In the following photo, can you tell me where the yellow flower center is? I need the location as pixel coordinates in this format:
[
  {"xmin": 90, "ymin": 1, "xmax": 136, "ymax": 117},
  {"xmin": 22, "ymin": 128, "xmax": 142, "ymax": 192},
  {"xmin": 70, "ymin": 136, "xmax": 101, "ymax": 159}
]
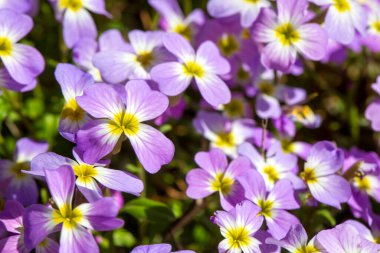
[
  {"xmin": 244, "ymin": 0, "xmax": 260, "ymax": 3},
  {"xmin": 136, "ymin": 52, "xmax": 154, "ymax": 68},
  {"xmin": 354, "ymin": 176, "xmax": 371, "ymax": 192},
  {"xmin": 371, "ymin": 21, "xmax": 380, "ymax": 33},
  {"xmin": 215, "ymin": 132, "xmax": 235, "ymax": 148},
  {"xmin": 183, "ymin": 61, "xmax": 204, "ymax": 78},
  {"xmin": 223, "ymin": 99, "xmax": 244, "ymax": 118},
  {"xmin": 275, "ymin": 23, "xmax": 300, "ymax": 46},
  {"xmin": 257, "ymin": 199, "xmax": 274, "ymax": 217},
  {"xmin": 333, "ymin": 0, "xmax": 351, "ymax": 12},
  {"xmin": 226, "ymin": 226, "xmax": 252, "ymax": 250},
  {"xmin": 52, "ymin": 204, "xmax": 83, "ymax": 229},
  {"xmin": 262, "ymin": 165, "xmax": 280, "ymax": 184},
  {"xmin": 72, "ymin": 163, "xmax": 98, "ymax": 184},
  {"xmin": 258, "ymin": 81, "xmax": 274, "ymax": 95},
  {"xmin": 59, "ymin": 0, "xmax": 83, "ymax": 11},
  {"xmin": 61, "ymin": 99, "xmax": 86, "ymax": 122},
  {"xmin": 109, "ymin": 112, "xmax": 140, "ymax": 137},
  {"xmin": 210, "ymin": 173, "xmax": 234, "ymax": 194},
  {"xmin": 300, "ymin": 167, "xmax": 318, "ymax": 184},
  {"xmin": 295, "ymin": 245, "xmax": 320, "ymax": 253},
  {"xmin": 10, "ymin": 162, "xmax": 29, "ymax": 179},
  {"xmin": 0, "ymin": 37, "xmax": 13, "ymax": 57},
  {"xmin": 236, "ymin": 66, "xmax": 250, "ymax": 81},
  {"xmin": 173, "ymin": 24, "xmax": 192, "ymax": 40},
  {"xmin": 218, "ymin": 34, "xmax": 240, "ymax": 57},
  {"xmin": 291, "ymin": 105, "xmax": 314, "ymax": 121}
]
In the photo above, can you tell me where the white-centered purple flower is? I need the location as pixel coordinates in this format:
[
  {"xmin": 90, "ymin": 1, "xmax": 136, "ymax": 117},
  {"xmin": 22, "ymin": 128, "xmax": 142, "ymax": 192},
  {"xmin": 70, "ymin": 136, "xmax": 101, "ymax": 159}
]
[
  {"xmin": 207, "ymin": 0, "xmax": 271, "ymax": 28},
  {"xmin": 309, "ymin": 0, "xmax": 367, "ymax": 45},
  {"xmin": 252, "ymin": 0, "xmax": 327, "ymax": 72},
  {"xmin": 151, "ymin": 33, "xmax": 231, "ymax": 107},
  {"xmin": 76, "ymin": 80, "xmax": 174, "ymax": 173},
  {"xmin": 0, "ymin": 9, "xmax": 44, "ymax": 85},
  {"xmin": 186, "ymin": 148, "xmax": 249, "ymax": 210},
  {"xmin": 239, "ymin": 169, "xmax": 300, "ymax": 239},
  {"xmin": 211, "ymin": 200, "xmax": 264, "ymax": 253},
  {"xmin": 23, "ymin": 165, "xmax": 124, "ymax": 253},
  {"xmin": 301, "ymin": 141, "xmax": 351, "ymax": 209},
  {"xmin": 55, "ymin": 63, "xmax": 93, "ymax": 142},
  {"xmin": 28, "ymin": 148, "xmax": 143, "ymax": 202},
  {"xmin": 0, "ymin": 138, "xmax": 48, "ymax": 206}
]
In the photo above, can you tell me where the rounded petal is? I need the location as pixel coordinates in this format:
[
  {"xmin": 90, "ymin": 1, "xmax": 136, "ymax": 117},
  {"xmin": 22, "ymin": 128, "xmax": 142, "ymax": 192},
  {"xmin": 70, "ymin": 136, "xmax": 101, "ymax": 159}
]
[
  {"xmin": 195, "ymin": 74, "xmax": 231, "ymax": 106},
  {"xmin": 196, "ymin": 41, "xmax": 230, "ymax": 75},
  {"xmin": 129, "ymin": 124, "xmax": 174, "ymax": 173},
  {"xmin": 59, "ymin": 225, "xmax": 99, "ymax": 253},
  {"xmin": 295, "ymin": 24, "xmax": 328, "ymax": 61},
  {"xmin": 6, "ymin": 177, "xmax": 38, "ymax": 206},
  {"xmin": 186, "ymin": 168, "xmax": 214, "ymax": 199},
  {"xmin": 255, "ymin": 94, "xmax": 281, "ymax": 119},
  {"xmin": 194, "ymin": 148, "xmax": 228, "ymax": 175},
  {"xmin": 268, "ymin": 179, "xmax": 300, "ymax": 210},
  {"xmin": 162, "ymin": 33, "xmax": 195, "ymax": 62},
  {"xmin": 0, "ymin": 9, "xmax": 33, "ymax": 42},
  {"xmin": 15, "ymin": 137, "xmax": 48, "ymax": 163},
  {"xmin": 324, "ymin": 8, "xmax": 354, "ymax": 45},
  {"xmin": 261, "ymin": 42, "xmax": 297, "ymax": 72},
  {"xmin": 125, "ymin": 80, "xmax": 169, "ymax": 121},
  {"xmin": 63, "ymin": 9, "xmax": 97, "ymax": 48}
]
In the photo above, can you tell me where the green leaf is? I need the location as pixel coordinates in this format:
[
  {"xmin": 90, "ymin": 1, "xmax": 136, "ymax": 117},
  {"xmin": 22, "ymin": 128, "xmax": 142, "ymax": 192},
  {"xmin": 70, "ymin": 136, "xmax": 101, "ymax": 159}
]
[
  {"xmin": 124, "ymin": 198, "xmax": 175, "ymax": 224},
  {"xmin": 113, "ymin": 229, "xmax": 136, "ymax": 248},
  {"xmin": 315, "ymin": 209, "xmax": 336, "ymax": 226}
]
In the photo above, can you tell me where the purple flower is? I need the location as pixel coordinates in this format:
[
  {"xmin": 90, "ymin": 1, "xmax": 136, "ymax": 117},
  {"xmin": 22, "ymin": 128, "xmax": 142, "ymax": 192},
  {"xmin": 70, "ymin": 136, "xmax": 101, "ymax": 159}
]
[
  {"xmin": 0, "ymin": 200, "xmax": 59, "ymax": 253},
  {"xmin": 239, "ymin": 169, "xmax": 300, "ymax": 239},
  {"xmin": 23, "ymin": 165, "xmax": 124, "ymax": 252},
  {"xmin": 131, "ymin": 243, "xmax": 194, "ymax": 253},
  {"xmin": 345, "ymin": 219, "xmax": 380, "ymax": 244},
  {"xmin": 361, "ymin": 5, "xmax": 380, "ymax": 52},
  {"xmin": 252, "ymin": 0, "xmax": 327, "ymax": 72},
  {"xmin": 0, "ymin": 68, "xmax": 36, "ymax": 93},
  {"xmin": 310, "ymin": 0, "xmax": 366, "ymax": 45},
  {"xmin": 238, "ymin": 142, "xmax": 304, "ymax": 190},
  {"xmin": 72, "ymin": 29, "xmax": 130, "ymax": 81},
  {"xmin": 288, "ymin": 105, "xmax": 322, "ymax": 129},
  {"xmin": 365, "ymin": 76, "xmax": 380, "ymax": 131},
  {"xmin": 55, "ymin": 63, "xmax": 93, "ymax": 142},
  {"xmin": 0, "ymin": 0, "xmax": 32, "ymax": 14},
  {"xmin": 0, "ymin": 9, "xmax": 44, "ymax": 85},
  {"xmin": 76, "ymin": 80, "xmax": 174, "ymax": 173},
  {"xmin": 316, "ymin": 223, "xmax": 380, "ymax": 252},
  {"xmin": 151, "ymin": 33, "xmax": 231, "ymax": 107},
  {"xmin": 93, "ymin": 30, "xmax": 169, "ymax": 83},
  {"xmin": 186, "ymin": 148, "xmax": 249, "ymax": 210},
  {"xmin": 149, "ymin": 0, "xmax": 204, "ymax": 40},
  {"xmin": 301, "ymin": 141, "xmax": 351, "ymax": 209},
  {"xmin": 53, "ymin": 0, "xmax": 110, "ymax": 48},
  {"xmin": 266, "ymin": 224, "xmax": 319, "ymax": 252},
  {"xmin": 207, "ymin": 0, "xmax": 270, "ymax": 28},
  {"xmin": 0, "ymin": 138, "xmax": 48, "ymax": 206},
  {"xmin": 211, "ymin": 200, "xmax": 264, "ymax": 253},
  {"xmin": 193, "ymin": 111, "xmax": 257, "ymax": 157},
  {"xmin": 28, "ymin": 149, "xmax": 143, "ymax": 202}
]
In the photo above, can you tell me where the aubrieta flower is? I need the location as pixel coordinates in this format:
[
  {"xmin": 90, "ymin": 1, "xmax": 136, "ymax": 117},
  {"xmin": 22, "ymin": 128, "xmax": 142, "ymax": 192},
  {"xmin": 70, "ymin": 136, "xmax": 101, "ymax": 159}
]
[
  {"xmin": 151, "ymin": 33, "xmax": 231, "ymax": 107},
  {"xmin": 93, "ymin": 30, "xmax": 168, "ymax": 83},
  {"xmin": 300, "ymin": 141, "xmax": 351, "ymax": 209},
  {"xmin": 239, "ymin": 169, "xmax": 300, "ymax": 239},
  {"xmin": 131, "ymin": 243, "xmax": 194, "ymax": 253},
  {"xmin": 0, "ymin": 138, "xmax": 48, "ymax": 206},
  {"xmin": 0, "ymin": 9, "xmax": 44, "ymax": 85},
  {"xmin": 211, "ymin": 200, "xmax": 264, "ymax": 253},
  {"xmin": 149, "ymin": 0, "xmax": 205, "ymax": 40},
  {"xmin": 0, "ymin": 200, "xmax": 59, "ymax": 253},
  {"xmin": 207, "ymin": 0, "xmax": 271, "ymax": 28},
  {"xmin": 55, "ymin": 63, "xmax": 93, "ymax": 142},
  {"xmin": 266, "ymin": 224, "xmax": 319, "ymax": 253},
  {"xmin": 29, "ymin": 149, "xmax": 144, "ymax": 202},
  {"xmin": 252, "ymin": 0, "xmax": 327, "ymax": 72},
  {"xmin": 23, "ymin": 165, "xmax": 124, "ymax": 253},
  {"xmin": 361, "ymin": 3, "xmax": 380, "ymax": 52},
  {"xmin": 365, "ymin": 76, "xmax": 380, "ymax": 131},
  {"xmin": 186, "ymin": 148, "xmax": 249, "ymax": 210},
  {"xmin": 54, "ymin": 0, "xmax": 110, "ymax": 48},
  {"xmin": 238, "ymin": 142, "xmax": 304, "ymax": 190},
  {"xmin": 76, "ymin": 80, "xmax": 174, "ymax": 173},
  {"xmin": 193, "ymin": 111, "xmax": 257, "ymax": 157},
  {"xmin": 316, "ymin": 223, "xmax": 380, "ymax": 253},
  {"xmin": 309, "ymin": 0, "xmax": 366, "ymax": 45}
]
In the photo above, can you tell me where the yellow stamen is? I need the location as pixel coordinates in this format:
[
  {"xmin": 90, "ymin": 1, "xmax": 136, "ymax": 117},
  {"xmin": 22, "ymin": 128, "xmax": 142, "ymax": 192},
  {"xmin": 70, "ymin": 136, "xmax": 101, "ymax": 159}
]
[
  {"xmin": 257, "ymin": 199, "xmax": 274, "ymax": 217},
  {"xmin": 300, "ymin": 167, "xmax": 318, "ymax": 184},
  {"xmin": 108, "ymin": 112, "xmax": 140, "ymax": 137},
  {"xmin": 210, "ymin": 173, "xmax": 234, "ymax": 194},
  {"xmin": 295, "ymin": 244, "xmax": 320, "ymax": 253},
  {"xmin": 333, "ymin": 0, "xmax": 351, "ymax": 12},
  {"xmin": 371, "ymin": 21, "xmax": 380, "ymax": 33},
  {"xmin": 136, "ymin": 51, "xmax": 154, "ymax": 68},
  {"xmin": 258, "ymin": 81, "xmax": 274, "ymax": 95},
  {"xmin": 0, "ymin": 37, "xmax": 12, "ymax": 57},
  {"xmin": 275, "ymin": 23, "xmax": 300, "ymax": 46},
  {"xmin": 215, "ymin": 132, "xmax": 235, "ymax": 149},
  {"xmin": 262, "ymin": 165, "xmax": 280, "ymax": 184},
  {"xmin": 223, "ymin": 99, "xmax": 244, "ymax": 118},
  {"xmin": 226, "ymin": 226, "xmax": 252, "ymax": 250},
  {"xmin": 10, "ymin": 162, "xmax": 29, "ymax": 179},
  {"xmin": 218, "ymin": 34, "xmax": 240, "ymax": 57},
  {"xmin": 173, "ymin": 24, "xmax": 192, "ymax": 40},
  {"xmin": 183, "ymin": 61, "xmax": 204, "ymax": 78},
  {"xmin": 59, "ymin": 0, "xmax": 83, "ymax": 12},
  {"xmin": 354, "ymin": 176, "xmax": 371, "ymax": 192},
  {"xmin": 72, "ymin": 163, "xmax": 98, "ymax": 184},
  {"xmin": 52, "ymin": 204, "xmax": 83, "ymax": 229},
  {"xmin": 61, "ymin": 99, "xmax": 86, "ymax": 122}
]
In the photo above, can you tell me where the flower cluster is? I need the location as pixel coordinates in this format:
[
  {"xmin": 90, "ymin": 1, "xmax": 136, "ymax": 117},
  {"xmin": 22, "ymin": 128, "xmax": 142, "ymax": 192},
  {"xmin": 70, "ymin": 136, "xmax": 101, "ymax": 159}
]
[{"xmin": 1, "ymin": 0, "xmax": 380, "ymax": 252}]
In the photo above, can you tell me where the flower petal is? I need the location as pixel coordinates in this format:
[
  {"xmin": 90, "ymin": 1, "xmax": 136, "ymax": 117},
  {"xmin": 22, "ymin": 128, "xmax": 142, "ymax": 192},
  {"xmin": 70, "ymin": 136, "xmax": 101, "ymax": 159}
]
[
  {"xmin": 0, "ymin": 235, "xmax": 29, "ymax": 253},
  {"xmin": 0, "ymin": 9, "xmax": 33, "ymax": 42},
  {"xmin": 0, "ymin": 200, "xmax": 24, "ymax": 234},
  {"xmin": 294, "ymin": 24, "xmax": 327, "ymax": 61},
  {"xmin": 76, "ymin": 177, "xmax": 103, "ymax": 202},
  {"xmin": 186, "ymin": 168, "xmax": 215, "ymax": 199},
  {"xmin": 194, "ymin": 148, "xmax": 228, "ymax": 175},
  {"xmin": 29, "ymin": 152, "xmax": 73, "ymax": 177},
  {"xmin": 195, "ymin": 74, "xmax": 231, "ymax": 106},
  {"xmin": 268, "ymin": 179, "xmax": 299, "ymax": 210},
  {"xmin": 129, "ymin": 124, "xmax": 174, "ymax": 173},
  {"xmin": 60, "ymin": 225, "xmax": 99, "ymax": 253},
  {"xmin": 14, "ymin": 137, "xmax": 48, "ymax": 163},
  {"xmin": 63, "ymin": 9, "xmax": 97, "ymax": 48},
  {"xmin": 267, "ymin": 209, "xmax": 300, "ymax": 240},
  {"xmin": 196, "ymin": 41, "xmax": 230, "ymax": 75},
  {"xmin": 6, "ymin": 177, "xmax": 38, "ymax": 206},
  {"xmin": 163, "ymin": 33, "xmax": 195, "ymax": 62}
]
